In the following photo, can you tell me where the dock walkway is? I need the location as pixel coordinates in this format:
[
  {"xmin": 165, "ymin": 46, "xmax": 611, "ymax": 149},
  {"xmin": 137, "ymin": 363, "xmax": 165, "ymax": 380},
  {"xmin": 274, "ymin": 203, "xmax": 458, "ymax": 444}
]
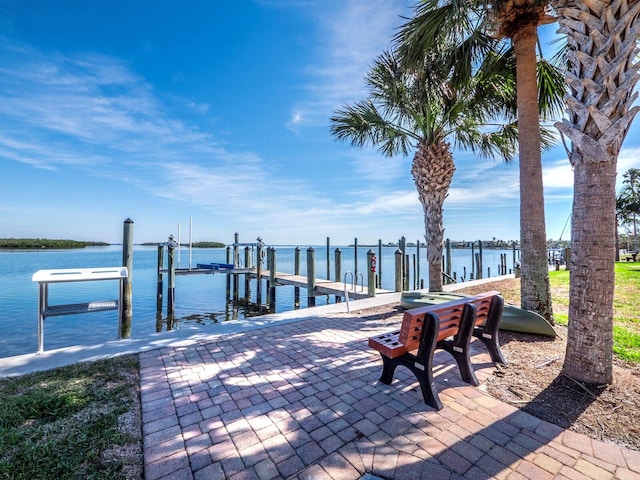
[
  {"xmin": 167, "ymin": 266, "xmax": 393, "ymax": 300},
  {"xmin": 259, "ymin": 271, "xmax": 392, "ymax": 299}
]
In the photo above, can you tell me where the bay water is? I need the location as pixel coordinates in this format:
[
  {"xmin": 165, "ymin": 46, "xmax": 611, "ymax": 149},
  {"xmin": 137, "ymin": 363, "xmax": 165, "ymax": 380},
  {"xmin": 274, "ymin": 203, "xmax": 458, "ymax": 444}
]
[{"xmin": 0, "ymin": 244, "xmax": 517, "ymax": 358}]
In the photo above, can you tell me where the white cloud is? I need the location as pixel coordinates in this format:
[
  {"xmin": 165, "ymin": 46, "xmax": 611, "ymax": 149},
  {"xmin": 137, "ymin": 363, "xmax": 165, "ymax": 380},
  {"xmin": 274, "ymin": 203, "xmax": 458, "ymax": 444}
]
[
  {"xmin": 543, "ymin": 159, "xmax": 574, "ymax": 189},
  {"xmin": 0, "ymin": 41, "xmax": 229, "ymax": 174},
  {"xmin": 282, "ymin": 1, "xmax": 411, "ymax": 129},
  {"xmin": 286, "ymin": 111, "xmax": 305, "ymax": 132},
  {"xmin": 347, "ymin": 151, "xmax": 407, "ymax": 183}
]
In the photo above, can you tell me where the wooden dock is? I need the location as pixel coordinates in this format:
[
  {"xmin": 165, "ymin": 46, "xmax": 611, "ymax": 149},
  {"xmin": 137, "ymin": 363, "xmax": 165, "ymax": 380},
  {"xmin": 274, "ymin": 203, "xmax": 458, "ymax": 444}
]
[
  {"xmin": 258, "ymin": 271, "xmax": 392, "ymax": 299},
  {"xmin": 157, "ymin": 236, "xmax": 394, "ymax": 317},
  {"xmin": 162, "ymin": 267, "xmax": 392, "ymax": 299}
]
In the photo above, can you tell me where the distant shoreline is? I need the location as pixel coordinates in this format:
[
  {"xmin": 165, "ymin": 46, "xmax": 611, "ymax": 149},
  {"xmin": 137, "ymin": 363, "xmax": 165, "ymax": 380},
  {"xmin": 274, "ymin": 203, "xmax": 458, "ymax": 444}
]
[
  {"xmin": 0, "ymin": 239, "xmax": 227, "ymax": 250},
  {"xmin": 0, "ymin": 238, "xmax": 110, "ymax": 249},
  {"xmin": 141, "ymin": 241, "xmax": 225, "ymax": 248}
]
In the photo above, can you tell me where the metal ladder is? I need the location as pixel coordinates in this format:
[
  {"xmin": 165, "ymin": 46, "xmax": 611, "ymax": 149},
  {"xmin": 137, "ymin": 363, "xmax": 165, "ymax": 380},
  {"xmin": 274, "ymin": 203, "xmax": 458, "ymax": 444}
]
[{"xmin": 343, "ymin": 271, "xmax": 364, "ymax": 313}]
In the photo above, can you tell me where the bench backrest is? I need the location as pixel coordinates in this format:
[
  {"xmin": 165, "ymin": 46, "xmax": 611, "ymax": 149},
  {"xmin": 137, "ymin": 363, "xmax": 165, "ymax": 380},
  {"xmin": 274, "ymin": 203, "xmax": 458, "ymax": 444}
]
[{"xmin": 398, "ymin": 291, "xmax": 500, "ymax": 351}]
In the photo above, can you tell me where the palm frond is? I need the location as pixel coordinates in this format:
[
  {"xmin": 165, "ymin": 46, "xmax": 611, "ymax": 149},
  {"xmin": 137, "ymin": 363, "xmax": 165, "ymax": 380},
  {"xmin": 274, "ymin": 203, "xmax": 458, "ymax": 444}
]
[
  {"xmin": 329, "ymin": 100, "xmax": 417, "ymax": 157},
  {"xmin": 537, "ymin": 58, "xmax": 567, "ymax": 120},
  {"xmin": 395, "ymin": 0, "xmax": 490, "ymax": 68},
  {"xmin": 540, "ymin": 125, "xmax": 559, "ymax": 151},
  {"xmin": 465, "ymin": 47, "xmax": 518, "ymax": 119},
  {"xmin": 454, "ymin": 120, "xmax": 519, "ymax": 163},
  {"xmin": 449, "ymin": 29, "xmax": 498, "ymax": 88}
]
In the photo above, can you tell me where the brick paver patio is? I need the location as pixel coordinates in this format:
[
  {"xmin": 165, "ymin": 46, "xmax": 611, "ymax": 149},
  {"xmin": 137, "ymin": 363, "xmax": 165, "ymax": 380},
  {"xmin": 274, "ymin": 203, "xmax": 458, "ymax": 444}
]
[{"xmin": 139, "ymin": 310, "xmax": 640, "ymax": 479}]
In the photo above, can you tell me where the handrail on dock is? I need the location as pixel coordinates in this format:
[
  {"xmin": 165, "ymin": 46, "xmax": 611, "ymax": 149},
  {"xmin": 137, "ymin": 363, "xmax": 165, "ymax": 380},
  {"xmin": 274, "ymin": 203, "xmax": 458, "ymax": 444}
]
[{"xmin": 343, "ymin": 271, "xmax": 365, "ymax": 313}]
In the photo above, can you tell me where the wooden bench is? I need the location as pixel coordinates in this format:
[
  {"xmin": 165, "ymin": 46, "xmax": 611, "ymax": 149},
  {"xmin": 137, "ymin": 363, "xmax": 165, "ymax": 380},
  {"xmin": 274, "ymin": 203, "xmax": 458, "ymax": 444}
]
[{"xmin": 368, "ymin": 291, "xmax": 506, "ymax": 410}]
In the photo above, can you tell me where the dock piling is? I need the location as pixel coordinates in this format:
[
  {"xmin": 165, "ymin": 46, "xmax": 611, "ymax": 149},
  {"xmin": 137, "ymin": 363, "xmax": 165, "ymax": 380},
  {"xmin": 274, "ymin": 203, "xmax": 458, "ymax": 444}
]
[
  {"xmin": 268, "ymin": 247, "xmax": 276, "ymax": 311},
  {"xmin": 471, "ymin": 242, "xmax": 476, "ymax": 278},
  {"xmin": 167, "ymin": 234, "xmax": 177, "ymax": 319},
  {"xmin": 395, "ymin": 249, "xmax": 403, "ymax": 292},
  {"xmin": 225, "ymin": 246, "xmax": 231, "ymax": 300},
  {"xmin": 335, "ymin": 248, "xmax": 342, "ymax": 302},
  {"xmin": 156, "ymin": 244, "xmax": 164, "ymax": 315},
  {"xmin": 353, "ymin": 238, "xmax": 358, "ymax": 278},
  {"xmin": 405, "ymin": 254, "xmax": 410, "ymax": 291},
  {"xmin": 412, "ymin": 254, "xmax": 417, "ymax": 290},
  {"xmin": 256, "ymin": 241, "xmax": 263, "ymax": 307},
  {"xmin": 445, "ymin": 238, "xmax": 452, "ymax": 283},
  {"xmin": 326, "ymin": 237, "xmax": 330, "ymax": 281},
  {"xmin": 294, "ymin": 247, "xmax": 300, "ymax": 308},
  {"xmin": 307, "ymin": 247, "xmax": 316, "ymax": 307},
  {"xmin": 367, "ymin": 249, "xmax": 376, "ymax": 297},
  {"xmin": 121, "ymin": 218, "xmax": 133, "ymax": 339},
  {"xmin": 244, "ymin": 247, "xmax": 251, "ymax": 305},
  {"xmin": 378, "ymin": 240, "xmax": 383, "ymax": 288},
  {"xmin": 416, "ymin": 239, "xmax": 420, "ymax": 289},
  {"xmin": 233, "ymin": 233, "xmax": 239, "ymax": 303}
]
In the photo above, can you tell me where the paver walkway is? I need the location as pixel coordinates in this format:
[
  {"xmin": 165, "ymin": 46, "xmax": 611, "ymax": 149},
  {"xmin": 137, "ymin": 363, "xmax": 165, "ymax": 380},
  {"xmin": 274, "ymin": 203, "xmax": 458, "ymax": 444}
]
[{"xmin": 139, "ymin": 310, "xmax": 640, "ymax": 479}]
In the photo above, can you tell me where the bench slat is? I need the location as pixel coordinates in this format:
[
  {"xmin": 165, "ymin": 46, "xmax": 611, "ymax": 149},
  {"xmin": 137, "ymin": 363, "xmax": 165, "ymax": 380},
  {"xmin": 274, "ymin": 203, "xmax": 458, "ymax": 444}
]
[{"xmin": 370, "ymin": 296, "xmax": 475, "ymax": 359}]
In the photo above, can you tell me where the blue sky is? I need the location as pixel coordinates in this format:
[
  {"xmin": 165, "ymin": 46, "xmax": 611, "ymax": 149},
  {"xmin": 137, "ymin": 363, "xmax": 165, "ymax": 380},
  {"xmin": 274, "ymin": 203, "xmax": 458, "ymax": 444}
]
[{"xmin": 1, "ymin": 1, "xmax": 638, "ymax": 246}]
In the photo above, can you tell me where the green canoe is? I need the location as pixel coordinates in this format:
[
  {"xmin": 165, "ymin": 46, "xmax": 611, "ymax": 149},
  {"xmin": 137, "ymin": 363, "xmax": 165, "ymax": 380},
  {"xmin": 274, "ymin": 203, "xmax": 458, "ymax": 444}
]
[{"xmin": 400, "ymin": 291, "xmax": 557, "ymax": 338}]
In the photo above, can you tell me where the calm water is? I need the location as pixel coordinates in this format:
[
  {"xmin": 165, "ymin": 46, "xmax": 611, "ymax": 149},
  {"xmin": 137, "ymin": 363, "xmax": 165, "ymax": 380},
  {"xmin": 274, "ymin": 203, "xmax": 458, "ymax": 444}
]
[{"xmin": 0, "ymin": 244, "xmax": 517, "ymax": 358}]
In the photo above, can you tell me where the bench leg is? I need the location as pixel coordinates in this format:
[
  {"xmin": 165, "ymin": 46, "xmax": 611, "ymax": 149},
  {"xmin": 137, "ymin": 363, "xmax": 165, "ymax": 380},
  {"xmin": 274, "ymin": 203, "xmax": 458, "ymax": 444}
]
[
  {"xmin": 378, "ymin": 354, "xmax": 398, "ymax": 385},
  {"xmin": 380, "ymin": 354, "xmax": 443, "ymax": 410},
  {"xmin": 437, "ymin": 302, "xmax": 479, "ymax": 386},
  {"xmin": 447, "ymin": 347, "xmax": 479, "ymax": 386},
  {"xmin": 414, "ymin": 312, "xmax": 444, "ymax": 410},
  {"xmin": 411, "ymin": 359, "xmax": 443, "ymax": 410},
  {"xmin": 475, "ymin": 332, "xmax": 507, "ymax": 365},
  {"xmin": 377, "ymin": 313, "xmax": 444, "ymax": 410},
  {"xmin": 474, "ymin": 295, "xmax": 507, "ymax": 365}
]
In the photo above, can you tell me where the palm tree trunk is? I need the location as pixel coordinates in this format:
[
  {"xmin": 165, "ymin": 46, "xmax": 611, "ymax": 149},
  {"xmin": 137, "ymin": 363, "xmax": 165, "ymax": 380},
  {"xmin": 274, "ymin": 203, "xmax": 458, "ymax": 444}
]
[
  {"xmin": 554, "ymin": 0, "xmax": 640, "ymax": 385},
  {"xmin": 565, "ymin": 153, "xmax": 616, "ymax": 384},
  {"xmin": 513, "ymin": 23, "xmax": 553, "ymax": 322},
  {"xmin": 412, "ymin": 142, "xmax": 455, "ymax": 291}
]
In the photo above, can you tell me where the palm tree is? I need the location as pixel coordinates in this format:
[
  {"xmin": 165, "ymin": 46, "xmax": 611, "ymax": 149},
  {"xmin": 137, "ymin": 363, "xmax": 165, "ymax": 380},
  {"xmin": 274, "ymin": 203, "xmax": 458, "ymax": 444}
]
[
  {"xmin": 618, "ymin": 168, "xmax": 640, "ymax": 248},
  {"xmin": 553, "ymin": 0, "xmax": 640, "ymax": 385},
  {"xmin": 395, "ymin": 0, "xmax": 563, "ymax": 322},
  {"xmin": 616, "ymin": 192, "xmax": 637, "ymax": 256},
  {"xmin": 330, "ymin": 49, "xmax": 519, "ymax": 291}
]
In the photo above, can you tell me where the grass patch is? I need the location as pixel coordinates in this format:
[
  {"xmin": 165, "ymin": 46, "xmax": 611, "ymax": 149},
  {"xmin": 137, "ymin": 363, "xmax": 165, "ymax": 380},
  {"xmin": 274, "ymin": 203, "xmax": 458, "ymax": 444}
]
[
  {"xmin": 488, "ymin": 263, "xmax": 640, "ymax": 363},
  {"xmin": 550, "ymin": 263, "xmax": 640, "ymax": 363},
  {"xmin": 0, "ymin": 355, "xmax": 141, "ymax": 480},
  {"xmin": 613, "ymin": 263, "xmax": 640, "ymax": 322},
  {"xmin": 553, "ymin": 313, "xmax": 568, "ymax": 326},
  {"xmin": 613, "ymin": 325, "xmax": 640, "ymax": 362}
]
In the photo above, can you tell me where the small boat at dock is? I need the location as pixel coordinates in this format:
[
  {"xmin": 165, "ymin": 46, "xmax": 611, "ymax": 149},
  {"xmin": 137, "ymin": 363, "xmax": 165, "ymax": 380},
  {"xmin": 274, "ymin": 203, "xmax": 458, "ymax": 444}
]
[
  {"xmin": 400, "ymin": 291, "xmax": 557, "ymax": 338},
  {"xmin": 196, "ymin": 262, "xmax": 235, "ymax": 270}
]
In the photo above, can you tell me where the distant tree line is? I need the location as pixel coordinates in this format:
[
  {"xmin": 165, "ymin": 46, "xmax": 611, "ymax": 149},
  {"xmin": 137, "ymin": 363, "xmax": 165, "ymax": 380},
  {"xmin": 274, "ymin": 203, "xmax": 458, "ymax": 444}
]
[
  {"xmin": 617, "ymin": 168, "xmax": 640, "ymax": 252},
  {"xmin": 0, "ymin": 238, "xmax": 110, "ymax": 249},
  {"xmin": 191, "ymin": 241, "xmax": 225, "ymax": 248},
  {"xmin": 141, "ymin": 241, "xmax": 225, "ymax": 248}
]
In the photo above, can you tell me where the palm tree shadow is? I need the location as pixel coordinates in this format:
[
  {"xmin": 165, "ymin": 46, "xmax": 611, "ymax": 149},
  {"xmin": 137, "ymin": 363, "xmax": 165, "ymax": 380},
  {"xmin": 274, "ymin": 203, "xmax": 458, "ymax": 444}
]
[
  {"xmin": 405, "ymin": 347, "xmax": 606, "ymax": 479},
  {"xmin": 484, "ymin": 330, "xmax": 605, "ymax": 428},
  {"xmin": 505, "ymin": 372, "xmax": 605, "ymax": 429},
  {"xmin": 386, "ymin": 372, "xmax": 604, "ymax": 479},
  {"xmin": 364, "ymin": 326, "xmax": 606, "ymax": 478}
]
